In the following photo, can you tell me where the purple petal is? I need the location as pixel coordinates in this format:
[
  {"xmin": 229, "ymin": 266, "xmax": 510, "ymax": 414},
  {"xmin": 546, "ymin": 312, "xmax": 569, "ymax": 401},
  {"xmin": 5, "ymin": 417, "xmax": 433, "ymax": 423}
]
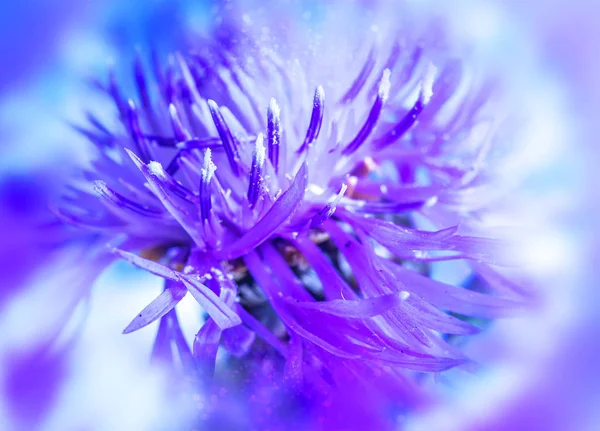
[
  {"xmin": 344, "ymin": 200, "xmax": 425, "ymax": 214},
  {"xmin": 403, "ymin": 296, "xmax": 480, "ymax": 335},
  {"xmin": 369, "ymin": 352, "xmax": 468, "ymax": 373},
  {"xmin": 342, "ymin": 69, "xmax": 390, "ymax": 155},
  {"xmin": 176, "ymin": 274, "xmax": 241, "ymax": 329},
  {"xmin": 473, "ymin": 262, "xmax": 532, "ymax": 297},
  {"xmin": 324, "ymin": 219, "xmax": 433, "ymax": 348},
  {"xmin": 298, "ymin": 86, "xmax": 324, "ymax": 154},
  {"xmin": 214, "ymin": 163, "xmax": 308, "ymax": 260},
  {"xmin": 352, "ymin": 179, "xmax": 439, "ymax": 204},
  {"xmin": 151, "ymin": 313, "xmax": 173, "ymax": 364},
  {"xmin": 94, "ymin": 180, "xmax": 162, "ymax": 218},
  {"xmin": 382, "ymin": 259, "xmax": 522, "ymax": 318},
  {"xmin": 173, "ymin": 137, "xmax": 224, "ymax": 150},
  {"xmin": 126, "ymin": 149, "xmax": 204, "ymax": 246},
  {"xmin": 168, "ymin": 310, "xmax": 196, "ymax": 374},
  {"xmin": 222, "ymin": 324, "xmax": 256, "ymax": 357},
  {"xmin": 267, "ymin": 98, "xmax": 281, "ymax": 171},
  {"xmin": 123, "ymin": 281, "xmax": 187, "ymax": 334},
  {"xmin": 340, "ymin": 209, "xmax": 509, "ymax": 263},
  {"xmin": 207, "ymin": 99, "xmax": 240, "ymax": 175},
  {"xmin": 234, "ymin": 305, "xmax": 288, "ymax": 357},
  {"xmin": 373, "ymin": 63, "xmax": 436, "ymax": 150},
  {"xmin": 168, "ymin": 104, "xmax": 191, "ymax": 142},
  {"xmin": 134, "ymin": 53, "xmax": 152, "ymax": 110},
  {"xmin": 199, "ymin": 149, "xmax": 216, "ymax": 223},
  {"xmin": 293, "ymin": 235, "xmax": 355, "ymax": 300},
  {"xmin": 275, "ymin": 310, "xmax": 361, "ymax": 360},
  {"xmin": 309, "ymin": 184, "xmax": 347, "ymax": 229},
  {"xmin": 108, "ymin": 67, "xmax": 126, "ymax": 119},
  {"xmin": 340, "ymin": 48, "xmax": 375, "ymax": 104},
  {"xmin": 126, "ymin": 100, "xmax": 153, "ymax": 162},
  {"xmin": 112, "ymin": 248, "xmax": 179, "ymax": 281},
  {"xmin": 193, "ymin": 318, "xmax": 222, "ymax": 380},
  {"xmin": 247, "ymin": 133, "xmax": 266, "ymax": 208},
  {"xmin": 244, "ymin": 251, "xmax": 360, "ymax": 359},
  {"xmin": 286, "ymin": 291, "xmax": 408, "ymax": 319},
  {"xmin": 145, "ymin": 161, "xmax": 196, "ymax": 203}
]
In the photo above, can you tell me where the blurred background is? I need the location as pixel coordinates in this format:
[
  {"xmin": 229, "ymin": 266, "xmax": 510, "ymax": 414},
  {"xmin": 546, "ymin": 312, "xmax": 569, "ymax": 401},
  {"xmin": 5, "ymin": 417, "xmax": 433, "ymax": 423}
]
[{"xmin": 0, "ymin": 0, "xmax": 596, "ymax": 430}]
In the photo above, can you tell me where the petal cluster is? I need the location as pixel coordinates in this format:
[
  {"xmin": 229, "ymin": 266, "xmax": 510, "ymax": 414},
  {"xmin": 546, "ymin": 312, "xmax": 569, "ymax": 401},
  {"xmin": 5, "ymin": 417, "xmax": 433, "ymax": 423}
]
[{"xmin": 58, "ymin": 14, "xmax": 525, "ymax": 405}]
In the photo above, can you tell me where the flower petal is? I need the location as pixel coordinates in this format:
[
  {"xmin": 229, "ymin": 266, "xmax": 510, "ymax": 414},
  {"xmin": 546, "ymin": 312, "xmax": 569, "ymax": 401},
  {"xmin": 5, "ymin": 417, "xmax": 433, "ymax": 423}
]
[
  {"xmin": 222, "ymin": 324, "xmax": 256, "ymax": 357},
  {"xmin": 176, "ymin": 274, "xmax": 241, "ymax": 329},
  {"xmin": 286, "ymin": 292, "xmax": 408, "ymax": 319},
  {"xmin": 193, "ymin": 318, "xmax": 222, "ymax": 380},
  {"xmin": 381, "ymin": 259, "xmax": 522, "ymax": 318},
  {"xmin": 214, "ymin": 163, "xmax": 308, "ymax": 260},
  {"xmin": 123, "ymin": 281, "xmax": 187, "ymax": 334},
  {"xmin": 112, "ymin": 248, "xmax": 178, "ymax": 281}
]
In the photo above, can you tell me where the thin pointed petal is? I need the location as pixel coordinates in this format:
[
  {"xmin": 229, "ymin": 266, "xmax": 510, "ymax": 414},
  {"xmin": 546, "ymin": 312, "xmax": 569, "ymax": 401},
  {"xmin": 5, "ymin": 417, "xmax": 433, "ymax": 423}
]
[
  {"xmin": 215, "ymin": 163, "xmax": 308, "ymax": 260},
  {"xmin": 247, "ymin": 133, "xmax": 266, "ymax": 208},
  {"xmin": 298, "ymin": 86, "xmax": 324, "ymax": 154},
  {"xmin": 374, "ymin": 63, "xmax": 437, "ymax": 150},
  {"xmin": 342, "ymin": 69, "xmax": 391, "ymax": 155},
  {"xmin": 123, "ymin": 282, "xmax": 187, "ymax": 334},
  {"xmin": 207, "ymin": 99, "xmax": 240, "ymax": 175},
  {"xmin": 112, "ymin": 248, "xmax": 179, "ymax": 281},
  {"xmin": 267, "ymin": 98, "xmax": 281, "ymax": 171},
  {"xmin": 176, "ymin": 274, "xmax": 241, "ymax": 329},
  {"xmin": 287, "ymin": 291, "xmax": 408, "ymax": 319}
]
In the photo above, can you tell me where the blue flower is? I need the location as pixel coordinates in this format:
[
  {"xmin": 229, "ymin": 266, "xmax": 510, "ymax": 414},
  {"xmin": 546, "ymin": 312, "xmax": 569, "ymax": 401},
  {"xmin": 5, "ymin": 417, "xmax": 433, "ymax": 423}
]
[{"xmin": 52, "ymin": 1, "xmax": 529, "ymax": 428}]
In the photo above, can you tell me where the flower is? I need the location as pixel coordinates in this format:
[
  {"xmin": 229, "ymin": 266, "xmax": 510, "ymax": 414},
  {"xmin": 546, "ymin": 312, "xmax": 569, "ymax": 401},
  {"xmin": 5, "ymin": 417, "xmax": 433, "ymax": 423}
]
[{"xmin": 54, "ymin": 1, "xmax": 528, "ymax": 428}]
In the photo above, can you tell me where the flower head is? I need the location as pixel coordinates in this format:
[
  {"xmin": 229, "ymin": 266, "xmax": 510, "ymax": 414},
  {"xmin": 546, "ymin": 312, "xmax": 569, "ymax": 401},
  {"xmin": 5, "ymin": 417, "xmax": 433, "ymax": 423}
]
[{"xmin": 57, "ymin": 1, "xmax": 527, "ymax": 427}]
